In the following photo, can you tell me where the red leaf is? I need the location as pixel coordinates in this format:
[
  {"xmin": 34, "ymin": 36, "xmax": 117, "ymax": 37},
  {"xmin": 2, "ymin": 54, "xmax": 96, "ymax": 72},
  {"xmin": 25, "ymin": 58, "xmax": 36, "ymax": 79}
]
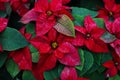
[
  {"xmin": 0, "ymin": 18, "xmax": 8, "ymax": 32},
  {"xmin": 103, "ymin": 60, "xmax": 115, "ymax": 68},
  {"xmin": 105, "ymin": 67, "xmax": 118, "ymax": 77},
  {"xmin": 36, "ymin": 15, "xmax": 56, "ymax": 36},
  {"xmin": 9, "ymin": 47, "xmax": 32, "ymax": 70},
  {"xmin": 60, "ymin": 67, "xmax": 78, "ymax": 80},
  {"xmin": 20, "ymin": 9, "xmax": 39, "ymax": 24},
  {"xmin": 84, "ymin": 16, "xmax": 97, "ymax": 32},
  {"xmin": 85, "ymin": 39, "xmax": 108, "ymax": 53},
  {"xmin": 103, "ymin": 0, "xmax": 115, "ymax": 11},
  {"xmin": 58, "ymin": 42, "xmax": 80, "ymax": 66}
]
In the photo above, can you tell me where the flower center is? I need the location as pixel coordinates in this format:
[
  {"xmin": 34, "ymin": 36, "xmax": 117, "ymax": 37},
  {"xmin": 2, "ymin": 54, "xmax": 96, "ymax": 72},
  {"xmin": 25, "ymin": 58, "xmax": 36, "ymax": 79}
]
[
  {"xmin": 109, "ymin": 12, "xmax": 113, "ymax": 17},
  {"xmin": 46, "ymin": 10, "xmax": 53, "ymax": 16},
  {"xmin": 51, "ymin": 42, "xmax": 58, "ymax": 49},
  {"xmin": 86, "ymin": 33, "xmax": 91, "ymax": 38},
  {"xmin": 115, "ymin": 62, "xmax": 119, "ymax": 66}
]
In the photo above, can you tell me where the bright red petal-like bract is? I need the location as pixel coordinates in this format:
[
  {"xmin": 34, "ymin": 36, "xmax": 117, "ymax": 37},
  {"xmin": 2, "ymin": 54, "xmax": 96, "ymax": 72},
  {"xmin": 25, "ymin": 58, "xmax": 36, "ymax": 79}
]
[
  {"xmin": 0, "ymin": 18, "xmax": 8, "ymax": 32},
  {"xmin": 9, "ymin": 47, "xmax": 32, "ymax": 70},
  {"xmin": 60, "ymin": 67, "xmax": 89, "ymax": 80}
]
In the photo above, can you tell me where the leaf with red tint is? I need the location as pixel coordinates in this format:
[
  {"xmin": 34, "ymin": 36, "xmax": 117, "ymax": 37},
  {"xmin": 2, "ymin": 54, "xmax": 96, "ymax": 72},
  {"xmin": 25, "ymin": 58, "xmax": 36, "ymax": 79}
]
[
  {"xmin": 9, "ymin": 47, "xmax": 32, "ymax": 70},
  {"xmin": 54, "ymin": 15, "xmax": 75, "ymax": 37}
]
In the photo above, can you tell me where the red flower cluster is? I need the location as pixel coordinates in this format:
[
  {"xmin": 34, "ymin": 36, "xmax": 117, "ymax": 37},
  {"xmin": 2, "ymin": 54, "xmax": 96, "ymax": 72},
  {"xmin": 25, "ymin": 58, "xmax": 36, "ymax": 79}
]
[
  {"xmin": 97, "ymin": 0, "xmax": 120, "ymax": 77},
  {"xmin": 1, "ymin": 0, "xmax": 120, "ymax": 80}
]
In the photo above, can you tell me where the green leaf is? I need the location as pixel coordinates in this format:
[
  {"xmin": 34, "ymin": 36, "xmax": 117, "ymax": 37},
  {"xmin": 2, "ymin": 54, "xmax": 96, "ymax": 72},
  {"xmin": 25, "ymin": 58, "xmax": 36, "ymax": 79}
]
[
  {"xmin": 58, "ymin": 64, "xmax": 64, "ymax": 75},
  {"xmin": 97, "ymin": 66, "xmax": 106, "ymax": 73},
  {"xmin": 44, "ymin": 67, "xmax": 59, "ymax": 80},
  {"xmin": 29, "ymin": 45, "xmax": 39, "ymax": 63},
  {"xmin": 78, "ymin": 50, "xmax": 94, "ymax": 76},
  {"xmin": 101, "ymin": 52, "xmax": 113, "ymax": 63},
  {"xmin": 44, "ymin": 64, "xmax": 64, "ymax": 80},
  {"xmin": 0, "ymin": 53, "xmax": 8, "ymax": 68},
  {"xmin": 93, "ymin": 18, "xmax": 105, "ymax": 28},
  {"xmin": 72, "ymin": 7, "xmax": 98, "ymax": 18},
  {"xmin": 31, "ymin": 52, "xmax": 39, "ymax": 63},
  {"xmin": 22, "ymin": 71, "xmax": 36, "ymax": 80},
  {"xmin": 86, "ymin": 63, "xmax": 100, "ymax": 74},
  {"xmin": 0, "ymin": 27, "xmax": 28, "ymax": 51},
  {"xmin": 109, "ymin": 75, "xmax": 120, "ymax": 80},
  {"xmin": 54, "ymin": 15, "xmax": 75, "ymax": 37},
  {"xmin": 92, "ymin": 53, "xmax": 103, "ymax": 65},
  {"xmin": 76, "ymin": 49, "xmax": 84, "ymax": 71},
  {"xmin": 85, "ymin": 71, "xmax": 105, "ymax": 80},
  {"xmin": 6, "ymin": 59, "xmax": 20, "ymax": 78},
  {"xmin": 101, "ymin": 31, "xmax": 116, "ymax": 43},
  {"xmin": 0, "ymin": 10, "xmax": 7, "ymax": 18},
  {"xmin": 26, "ymin": 23, "xmax": 36, "ymax": 37},
  {"xmin": 73, "ymin": 14, "xmax": 84, "ymax": 26}
]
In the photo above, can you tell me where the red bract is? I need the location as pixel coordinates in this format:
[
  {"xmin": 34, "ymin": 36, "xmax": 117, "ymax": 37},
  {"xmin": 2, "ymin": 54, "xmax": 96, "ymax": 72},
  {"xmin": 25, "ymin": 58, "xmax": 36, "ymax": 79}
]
[
  {"xmin": 10, "ymin": 0, "xmax": 29, "ymax": 16},
  {"xmin": 72, "ymin": 16, "xmax": 108, "ymax": 53},
  {"xmin": 30, "ymin": 29, "xmax": 80, "ymax": 80},
  {"xmin": 60, "ymin": 67, "xmax": 89, "ymax": 80},
  {"xmin": 97, "ymin": 0, "xmax": 120, "ymax": 21},
  {"xmin": 0, "ymin": 18, "xmax": 8, "ymax": 32},
  {"xmin": 9, "ymin": 47, "xmax": 32, "ymax": 70},
  {"xmin": 0, "ymin": 18, "xmax": 8, "ymax": 51},
  {"xmin": 20, "ymin": 0, "xmax": 73, "ymax": 36},
  {"xmin": 112, "ymin": 50, "xmax": 120, "ymax": 70},
  {"xmin": 62, "ymin": 0, "xmax": 70, "ymax": 4},
  {"xmin": 9, "ymin": 27, "xmax": 32, "ymax": 70},
  {"xmin": 0, "ymin": 0, "xmax": 9, "ymax": 10},
  {"xmin": 103, "ymin": 60, "xmax": 120, "ymax": 77},
  {"xmin": 105, "ymin": 18, "xmax": 120, "ymax": 57},
  {"xmin": 0, "ymin": 0, "xmax": 9, "ymax": 2}
]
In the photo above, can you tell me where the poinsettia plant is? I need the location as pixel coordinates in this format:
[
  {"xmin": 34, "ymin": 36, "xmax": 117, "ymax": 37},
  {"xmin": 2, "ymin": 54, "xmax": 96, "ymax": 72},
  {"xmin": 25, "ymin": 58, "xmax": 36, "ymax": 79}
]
[{"xmin": 1, "ymin": 0, "xmax": 120, "ymax": 80}]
